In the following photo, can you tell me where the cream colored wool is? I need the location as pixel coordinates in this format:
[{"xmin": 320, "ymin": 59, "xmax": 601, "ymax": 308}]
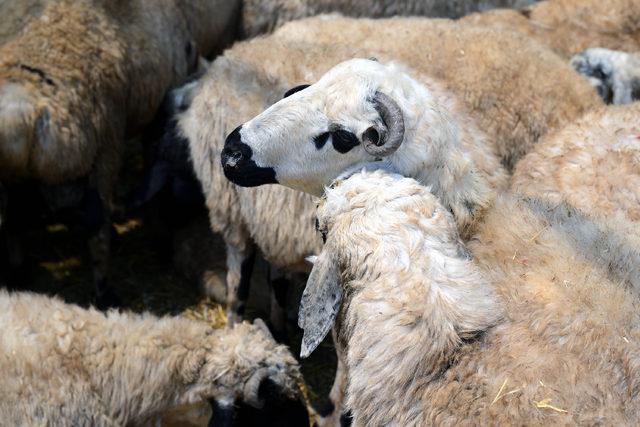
[
  {"xmin": 308, "ymin": 168, "xmax": 640, "ymax": 426},
  {"xmin": 0, "ymin": 290, "xmax": 302, "ymax": 426},
  {"xmin": 511, "ymin": 102, "xmax": 640, "ymax": 245},
  {"xmin": 461, "ymin": 0, "xmax": 640, "ymax": 58}
]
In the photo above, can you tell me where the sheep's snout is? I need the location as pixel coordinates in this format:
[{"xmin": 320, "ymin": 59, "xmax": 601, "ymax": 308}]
[
  {"xmin": 0, "ymin": 82, "xmax": 38, "ymax": 179},
  {"xmin": 221, "ymin": 125, "xmax": 277, "ymax": 187}
]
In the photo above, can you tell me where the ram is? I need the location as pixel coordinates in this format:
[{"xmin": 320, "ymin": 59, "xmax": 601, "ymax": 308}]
[
  {"xmin": 181, "ymin": 18, "xmax": 600, "ymax": 328},
  {"xmin": 301, "ymin": 166, "xmax": 640, "ymax": 425},
  {"xmin": 0, "ymin": 290, "xmax": 307, "ymax": 426},
  {"xmin": 0, "ymin": 0, "xmax": 237, "ymax": 306}
]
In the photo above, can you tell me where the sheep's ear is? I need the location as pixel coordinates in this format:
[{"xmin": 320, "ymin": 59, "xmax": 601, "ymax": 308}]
[
  {"xmin": 298, "ymin": 250, "xmax": 341, "ymax": 358},
  {"xmin": 283, "ymin": 84, "xmax": 310, "ymax": 98}
]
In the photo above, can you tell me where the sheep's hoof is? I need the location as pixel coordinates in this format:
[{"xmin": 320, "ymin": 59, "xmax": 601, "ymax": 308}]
[{"xmin": 95, "ymin": 286, "xmax": 122, "ymax": 310}]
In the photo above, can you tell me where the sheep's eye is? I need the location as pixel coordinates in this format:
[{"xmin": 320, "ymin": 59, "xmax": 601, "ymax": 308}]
[{"xmin": 363, "ymin": 127, "xmax": 380, "ymax": 145}]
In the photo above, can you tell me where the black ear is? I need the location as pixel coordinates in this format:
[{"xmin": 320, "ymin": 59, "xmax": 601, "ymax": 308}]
[{"xmin": 283, "ymin": 84, "xmax": 310, "ymax": 98}]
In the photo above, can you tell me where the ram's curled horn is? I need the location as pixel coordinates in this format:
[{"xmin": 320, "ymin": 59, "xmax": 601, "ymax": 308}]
[
  {"xmin": 363, "ymin": 91, "xmax": 405, "ymax": 157},
  {"xmin": 243, "ymin": 367, "xmax": 273, "ymax": 408}
]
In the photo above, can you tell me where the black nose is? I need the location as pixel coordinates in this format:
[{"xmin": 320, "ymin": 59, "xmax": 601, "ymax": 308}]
[
  {"xmin": 221, "ymin": 126, "xmax": 250, "ymax": 170},
  {"xmin": 221, "ymin": 125, "xmax": 278, "ymax": 187}
]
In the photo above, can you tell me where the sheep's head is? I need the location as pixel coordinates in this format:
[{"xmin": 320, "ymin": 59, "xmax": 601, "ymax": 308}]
[
  {"xmin": 221, "ymin": 58, "xmax": 411, "ymax": 196},
  {"xmin": 190, "ymin": 320, "xmax": 308, "ymax": 424},
  {"xmin": 299, "ymin": 167, "xmax": 471, "ymax": 357}
]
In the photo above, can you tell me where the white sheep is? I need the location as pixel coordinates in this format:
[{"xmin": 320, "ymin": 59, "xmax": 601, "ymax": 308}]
[
  {"xmin": 0, "ymin": 290, "xmax": 307, "ymax": 426},
  {"xmin": 183, "ymin": 17, "xmax": 600, "ymax": 326},
  {"xmin": 301, "ymin": 166, "xmax": 640, "ymax": 425},
  {"xmin": 571, "ymin": 48, "xmax": 640, "ymax": 104},
  {"xmin": 0, "ymin": 0, "xmax": 237, "ymax": 307}
]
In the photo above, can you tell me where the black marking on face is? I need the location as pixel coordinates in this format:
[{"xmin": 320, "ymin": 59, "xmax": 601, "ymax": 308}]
[
  {"xmin": 314, "ymin": 132, "xmax": 331, "ymax": 149},
  {"xmin": 331, "ymin": 130, "xmax": 359, "ymax": 153},
  {"xmin": 222, "ymin": 126, "xmax": 278, "ymax": 187},
  {"xmin": 284, "ymin": 84, "xmax": 311, "ymax": 98}
]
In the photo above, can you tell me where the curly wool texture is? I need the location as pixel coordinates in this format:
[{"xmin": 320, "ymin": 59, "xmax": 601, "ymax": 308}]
[
  {"xmin": 511, "ymin": 103, "xmax": 640, "ymax": 246},
  {"xmin": 461, "ymin": 0, "xmax": 640, "ymax": 58},
  {"xmin": 316, "ymin": 169, "xmax": 640, "ymax": 426},
  {"xmin": 0, "ymin": 290, "xmax": 302, "ymax": 426},
  {"xmin": 239, "ymin": 0, "xmax": 537, "ymax": 37}
]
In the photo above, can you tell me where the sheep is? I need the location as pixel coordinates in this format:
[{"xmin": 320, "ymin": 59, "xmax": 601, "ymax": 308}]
[
  {"xmin": 301, "ymin": 166, "xmax": 640, "ymax": 425},
  {"xmin": 0, "ymin": 289, "xmax": 307, "ymax": 426},
  {"xmin": 571, "ymin": 48, "xmax": 640, "ymax": 104},
  {"xmin": 460, "ymin": 0, "xmax": 640, "ymax": 59},
  {"xmin": 510, "ymin": 102, "xmax": 640, "ymax": 244},
  {"xmin": 239, "ymin": 0, "xmax": 538, "ymax": 38},
  {"xmin": 0, "ymin": 0, "xmax": 238, "ymax": 306},
  {"xmin": 184, "ymin": 17, "xmax": 599, "ymax": 325}
]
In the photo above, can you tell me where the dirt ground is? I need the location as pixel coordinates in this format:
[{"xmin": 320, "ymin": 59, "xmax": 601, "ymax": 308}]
[{"xmin": 3, "ymin": 144, "xmax": 335, "ymax": 425}]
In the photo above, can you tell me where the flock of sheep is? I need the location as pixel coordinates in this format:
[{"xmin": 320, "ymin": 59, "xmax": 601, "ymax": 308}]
[{"xmin": 1, "ymin": 0, "xmax": 640, "ymax": 425}]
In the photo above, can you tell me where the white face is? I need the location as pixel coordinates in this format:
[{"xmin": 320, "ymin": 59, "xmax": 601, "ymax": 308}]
[{"xmin": 220, "ymin": 59, "xmax": 409, "ymax": 196}]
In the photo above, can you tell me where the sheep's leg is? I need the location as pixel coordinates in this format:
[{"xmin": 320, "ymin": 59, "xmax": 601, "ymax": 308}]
[
  {"xmin": 85, "ymin": 187, "xmax": 120, "ymax": 309},
  {"xmin": 0, "ymin": 187, "xmax": 26, "ymax": 289},
  {"xmin": 316, "ymin": 329, "xmax": 349, "ymax": 427},
  {"xmin": 87, "ymin": 134, "xmax": 122, "ymax": 310},
  {"xmin": 268, "ymin": 265, "xmax": 290, "ymax": 342},
  {"xmin": 225, "ymin": 241, "xmax": 256, "ymax": 324}
]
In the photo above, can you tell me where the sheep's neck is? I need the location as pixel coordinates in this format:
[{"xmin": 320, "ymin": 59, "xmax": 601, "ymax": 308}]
[
  {"xmin": 343, "ymin": 255, "xmax": 501, "ymax": 424},
  {"xmin": 389, "ymin": 94, "xmax": 495, "ymax": 237}
]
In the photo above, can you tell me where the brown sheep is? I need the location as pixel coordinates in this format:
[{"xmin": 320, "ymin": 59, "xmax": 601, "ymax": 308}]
[{"xmin": 0, "ymin": 0, "xmax": 238, "ymax": 306}]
